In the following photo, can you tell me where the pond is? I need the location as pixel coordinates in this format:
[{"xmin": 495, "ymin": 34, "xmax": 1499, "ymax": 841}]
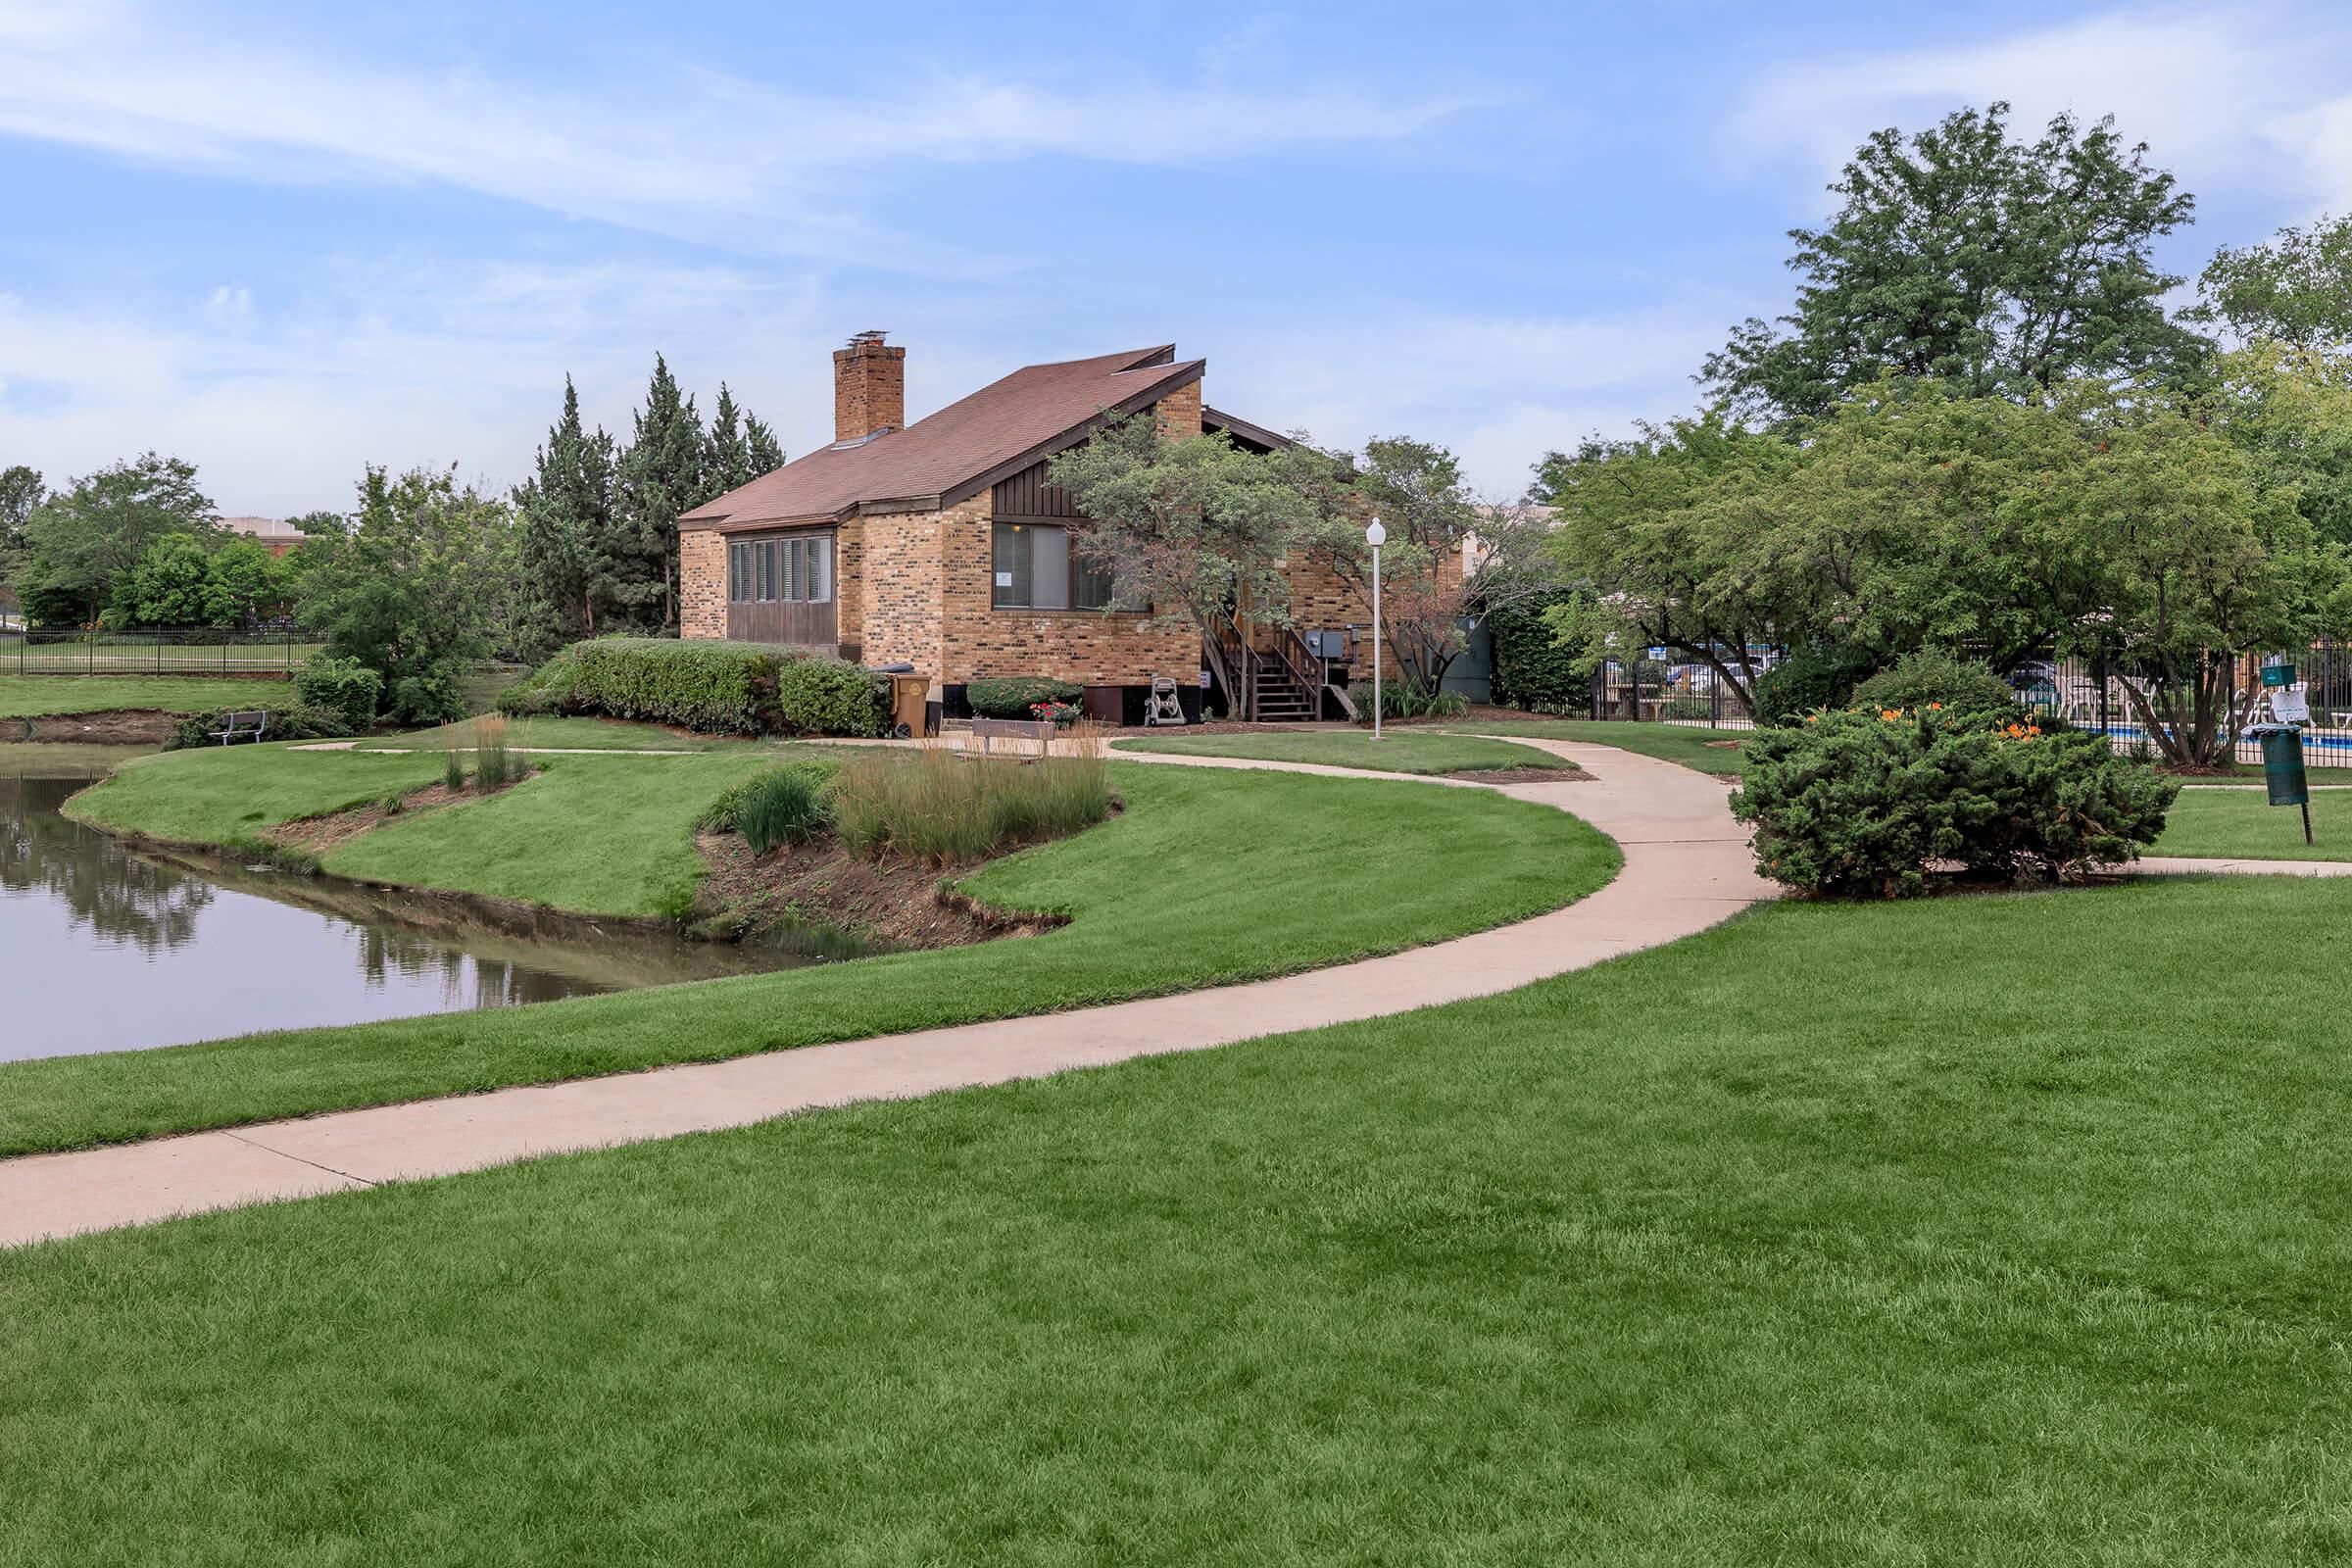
[{"xmin": 0, "ymin": 746, "xmax": 817, "ymax": 1062}]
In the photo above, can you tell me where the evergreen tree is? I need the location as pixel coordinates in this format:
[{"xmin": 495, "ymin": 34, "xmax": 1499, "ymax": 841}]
[
  {"xmin": 745, "ymin": 412, "xmax": 786, "ymax": 475},
  {"xmin": 704, "ymin": 383, "xmax": 755, "ymax": 496},
  {"xmin": 514, "ymin": 376, "xmax": 620, "ymax": 652},
  {"xmin": 614, "ymin": 354, "xmax": 705, "ymax": 630}
]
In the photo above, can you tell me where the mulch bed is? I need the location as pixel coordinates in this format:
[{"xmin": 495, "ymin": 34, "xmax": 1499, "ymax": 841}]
[
  {"xmin": 1444, "ymin": 765, "xmax": 1592, "ymax": 784},
  {"xmin": 17, "ymin": 710, "xmax": 182, "ymax": 745},
  {"xmin": 693, "ymin": 833, "xmax": 1065, "ymax": 951},
  {"xmin": 267, "ymin": 778, "xmax": 520, "ymax": 856}
]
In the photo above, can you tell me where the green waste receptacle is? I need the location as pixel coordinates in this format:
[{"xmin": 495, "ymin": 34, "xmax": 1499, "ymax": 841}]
[{"xmin": 2254, "ymin": 723, "xmax": 2310, "ymax": 807}]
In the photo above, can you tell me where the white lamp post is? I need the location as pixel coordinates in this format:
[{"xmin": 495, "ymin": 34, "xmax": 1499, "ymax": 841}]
[{"xmin": 1365, "ymin": 516, "xmax": 1386, "ymax": 740}]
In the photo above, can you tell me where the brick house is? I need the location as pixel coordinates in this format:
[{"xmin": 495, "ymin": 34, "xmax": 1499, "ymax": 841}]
[{"xmin": 679, "ymin": 332, "xmax": 1417, "ymax": 722}]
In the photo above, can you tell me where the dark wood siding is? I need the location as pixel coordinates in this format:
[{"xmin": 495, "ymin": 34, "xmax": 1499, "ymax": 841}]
[
  {"xmin": 991, "ymin": 461, "xmax": 1081, "ymax": 520},
  {"xmin": 723, "ymin": 526, "xmax": 840, "ymax": 651},
  {"xmin": 727, "ymin": 597, "xmax": 837, "ymax": 647}
]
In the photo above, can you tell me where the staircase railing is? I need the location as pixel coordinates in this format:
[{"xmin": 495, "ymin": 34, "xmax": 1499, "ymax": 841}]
[
  {"xmin": 1274, "ymin": 625, "xmax": 1355, "ymax": 722},
  {"xmin": 1206, "ymin": 613, "xmax": 1255, "ymax": 720}
]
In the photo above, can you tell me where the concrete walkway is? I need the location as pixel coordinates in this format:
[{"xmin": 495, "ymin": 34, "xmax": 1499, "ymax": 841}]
[
  {"xmin": 0, "ymin": 738, "xmax": 1774, "ymax": 1247},
  {"xmin": 2129, "ymin": 855, "xmax": 2352, "ymax": 877}
]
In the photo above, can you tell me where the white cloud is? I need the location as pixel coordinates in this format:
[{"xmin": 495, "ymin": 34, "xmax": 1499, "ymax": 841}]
[
  {"xmin": 1730, "ymin": 6, "xmax": 2350, "ymax": 212},
  {"xmin": 0, "ymin": 2, "xmax": 1482, "ymax": 263}
]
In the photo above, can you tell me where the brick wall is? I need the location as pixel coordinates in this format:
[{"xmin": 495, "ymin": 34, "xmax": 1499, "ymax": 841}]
[
  {"xmin": 858, "ymin": 504, "xmax": 950, "ymax": 673},
  {"xmin": 680, "ymin": 529, "xmax": 726, "ymax": 640}
]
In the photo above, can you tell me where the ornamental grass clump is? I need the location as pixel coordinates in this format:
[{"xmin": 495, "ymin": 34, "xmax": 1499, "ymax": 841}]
[
  {"xmin": 732, "ymin": 766, "xmax": 833, "ymax": 855},
  {"xmin": 830, "ymin": 726, "xmax": 1112, "ymax": 866},
  {"xmin": 443, "ymin": 749, "xmax": 466, "ymax": 793},
  {"xmin": 471, "ymin": 714, "xmax": 520, "ymax": 791},
  {"xmin": 1731, "ymin": 704, "xmax": 2178, "ymax": 897}
]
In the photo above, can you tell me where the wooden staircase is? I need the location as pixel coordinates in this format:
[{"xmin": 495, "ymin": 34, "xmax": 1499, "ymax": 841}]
[{"xmin": 1205, "ymin": 614, "xmax": 1352, "ymax": 723}]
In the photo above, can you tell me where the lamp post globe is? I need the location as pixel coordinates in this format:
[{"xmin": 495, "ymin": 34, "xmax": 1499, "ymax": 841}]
[{"xmin": 1366, "ymin": 516, "xmax": 1385, "ymax": 739}]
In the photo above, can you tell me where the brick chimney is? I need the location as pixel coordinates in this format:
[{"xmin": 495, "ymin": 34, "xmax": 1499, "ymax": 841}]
[{"xmin": 833, "ymin": 330, "xmax": 905, "ymax": 444}]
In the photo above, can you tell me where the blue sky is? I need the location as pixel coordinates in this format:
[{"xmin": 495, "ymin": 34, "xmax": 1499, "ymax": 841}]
[{"xmin": 4, "ymin": 0, "xmax": 2351, "ymax": 514}]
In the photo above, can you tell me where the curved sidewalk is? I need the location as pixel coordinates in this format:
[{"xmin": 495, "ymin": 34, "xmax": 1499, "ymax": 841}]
[{"xmin": 0, "ymin": 738, "xmax": 1776, "ymax": 1247}]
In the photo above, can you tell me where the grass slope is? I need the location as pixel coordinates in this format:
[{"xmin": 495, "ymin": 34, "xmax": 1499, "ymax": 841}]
[
  {"xmin": 0, "ymin": 762, "xmax": 1613, "ymax": 1153},
  {"xmin": 326, "ymin": 753, "xmax": 785, "ymax": 916},
  {"xmin": 384, "ymin": 714, "xmax": 771, "ymax": 752},
  {"xmin": 66, "ymin": 744, "xmax": 444, "ymax": 842},
  {"xmin": 1441, "ymin": 717, "xmax": 1751, "ymax": 774},
  {"xmin": 7, "ymin": 878, "xmax": 2351, "ymax": 1563},
  {"xmin": 2153, "ymin": 785, "xmax": 2352, "ymax": 860},
  {"xmin": 1115, "ymin": 729, "xmax": 1568, "ymax": 774},
  {"xmin": 0, "ymin": 673, "xmax": 293, "ymax": 718}
]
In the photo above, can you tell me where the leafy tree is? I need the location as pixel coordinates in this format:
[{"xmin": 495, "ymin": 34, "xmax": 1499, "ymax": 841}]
[
  {"xmin": 514, "ymin": 376, "xmax": 622, "ymax": 653},
  {"xmin": 1287, "ymin": 437, "xmax": 1555, "ymax": 698},
  {"xmin": 1704, "ymin": 103, "xmax": 2205, "ymax": 422},
  {"xmin": 2065, "ymin": 397, "xmax": 2334, "ymax": 766},
  {"xmin": 119, "ymin": 534, "xmax": 232, "ymax": 626},
  {"xmin": 211, "ymin": 538, "xmax": 292, "ymax": 623},
  {"xmin": 613, "ymin": 354, "xmax": 705, "ymax": 630},
  {"xmin": 1533, "ymin": 417, "xmax": 1802, "ymax": 710},
  {"xmin": 1047, "ymin": 413, "xmax": 1306, "ymax": 708},
  {"xmin": 296, "ymin": 466, "xmax": 517, "ymax": 723},
  {"xmin": 282, "ymin": 509, "xmax": 349, "ymax": 540},
  {"xmin": 21, "ymin": 453, "xmax": 217, "ymax": 625},
  {"xmin": 2194, "ymin": 215, "xmax": 2352, "ymax": 348},
  {"xmin": 0, "ymin": 464, "xmax": 42, "ymax": 614},
  {"xmin": 2205, "ymin": 340, "xmax": 2352, "ymax": 548}
]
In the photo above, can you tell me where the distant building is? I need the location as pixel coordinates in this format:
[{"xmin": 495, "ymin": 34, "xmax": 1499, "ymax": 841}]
[{"xmin": 220, "ymin": 516, "xmax": 309, "ymax": 558}]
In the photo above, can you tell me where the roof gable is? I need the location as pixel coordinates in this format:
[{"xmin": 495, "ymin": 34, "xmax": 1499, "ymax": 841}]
[{"xmin": 682, "ymin": 346, "xmax": 1203, "ymax": 529}]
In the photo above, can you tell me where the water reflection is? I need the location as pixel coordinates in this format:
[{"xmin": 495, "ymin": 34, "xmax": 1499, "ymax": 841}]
[{"xmin": 0, "ymin": 747, "xmax": 819, "ymax": 1061}]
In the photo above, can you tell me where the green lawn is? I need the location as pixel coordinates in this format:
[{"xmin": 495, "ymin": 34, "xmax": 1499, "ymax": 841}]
[
  {"xmin": 384, "ymin": 713, "xmax": 773, "ymax": 752},
  {"xmin": 2154, "ymin": 785, "xmax": 2352, "ymax": 860},
  {"xmin": 1115, "ymin": 729, "xmax": 1572, "ymax": 774},
  {"xmin": 327, "ymin": 752, "xmax": 787, "ymax": 915},
  {"xmin": 66, "ymin": 743, "xmax": 446, "ymax": 842},
  {"xmin": 4, "ymin": 760, "xmax": 1613, "ymax": 1153},
  {"xmin": 1440, "ymin": 717, "xmax": 1752, "ymax": 774},
  {"xmin": 8, "ymin": 877, "xmax": 2351, "ymax": 1563},
  {"xmin": 0, "ymin": 673, "xmax": 293, "ymax": 718}
]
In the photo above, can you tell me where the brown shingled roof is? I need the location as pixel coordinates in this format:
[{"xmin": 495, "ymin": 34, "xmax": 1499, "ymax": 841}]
[{"xmin": 681, "ymin": 345, "xmax": 1205, "ymax": 530}]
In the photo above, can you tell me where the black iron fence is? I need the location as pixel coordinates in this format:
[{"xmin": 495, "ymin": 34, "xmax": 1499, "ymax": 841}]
[
  {"xmin": 3, "ymin": 627, "xmax": 318, "ymax": 676},
  {"xmin": 1576, "ymin": 646, "xmax": 2352, "ymax": 767}
]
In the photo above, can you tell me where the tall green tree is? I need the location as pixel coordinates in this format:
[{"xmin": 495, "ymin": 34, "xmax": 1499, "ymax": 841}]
[
  {"xmin": 703, "ymin": 383, "xmax": 757, "ymax": 496},
  {"xmin": 514, "ymin": 376, "xmax": 621, "ymax": 652},
  {"xmin": 22, "ymin": 453, "xmax": 217, "ymax": 625},
  {"xmin": 0, "ymin": 465, "xmax": 43, "ymax": 614},
  {"xmin": 2194, "ymin": 215, "xmax": 2352, "ymax": 348},
  {"xmin": 1704, "ymin": 104, "xmax": 2206, "ymax": 423},
  {"xmin": 745, "ymin": 412, "xmax": 785, "ymax": 475},
  {"xmin": 296, "ymin": 466, "xmax": 517, "ymax": 722},
  {"xmin": 614, "ymin": 354, "xmax": 705, "ymax": 630},
  {"xmin": 1047, "ymin": 413, "xmax": 1307, "ymax": 711}
]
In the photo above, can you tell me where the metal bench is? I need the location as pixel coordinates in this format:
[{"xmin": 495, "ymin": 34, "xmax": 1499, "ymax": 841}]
[
  {"xmin": 208, "ymin": 709, "xmax": 271, "ymax": 746},
  {"xmin": 968, "ymin": 716, "xmax": 1059, "ymax": 759}
]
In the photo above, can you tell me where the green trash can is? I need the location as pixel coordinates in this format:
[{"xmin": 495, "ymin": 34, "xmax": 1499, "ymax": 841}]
[{"xmin": 2254, "ymin": 722, "xmax": 2310, "ymax": 808}]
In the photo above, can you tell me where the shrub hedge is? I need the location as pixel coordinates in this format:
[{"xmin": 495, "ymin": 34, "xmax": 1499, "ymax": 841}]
[
  {"xmin": 1731, "ymin": 705, "xmax": 2177, "ymax": 898},
  {"xmin": 165, "ymin": 703, "xmax": 353, "ymax": 751},
  {"xmin": 500, "ymin": 638, "xmax": 888, "ymax": 736},
  {"xmin": 1848, "ymin": 651, "xmax": 2017, "ymax": 722},
  {"xmin": 965, "ymin": 677, "xmax": 1082, "ymax": 718},
  {"xmin": 1487, "ymin": 590, "xmax": 1589, "ymax": 712},
  {"xmin": 1751, "ymin": 646, "xmax": 1881, "ymax": 727},
  {"xmin": 293, "ymin": 656, "xmax": 383, "ymax": 731}
]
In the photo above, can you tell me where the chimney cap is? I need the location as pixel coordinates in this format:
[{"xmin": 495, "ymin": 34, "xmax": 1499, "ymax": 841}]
[{"xmin": 847, "ymin": 329, "xmax": 890, "ymax": 348}]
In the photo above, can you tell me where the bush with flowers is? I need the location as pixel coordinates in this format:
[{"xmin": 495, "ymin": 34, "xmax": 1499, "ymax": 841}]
[{"xmin": 1730, "ymin": 703, "xmax": 2179, "ymax": 897}]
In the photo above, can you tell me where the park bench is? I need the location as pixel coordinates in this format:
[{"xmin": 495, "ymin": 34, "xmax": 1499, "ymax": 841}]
[
  {"xmin": 968, "ymin": 716, "xmax": 1059, "ymax": 759},
  {"xmin": 208, "ymin": 709, "xmax": 272, "ymax": 746}
]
